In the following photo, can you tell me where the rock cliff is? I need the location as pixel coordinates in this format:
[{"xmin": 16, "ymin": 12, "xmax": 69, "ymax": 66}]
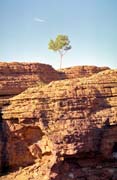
[
  {"xmin": 0, "ymin": 63, "xmax": 109, "ymax": 98},
  {"xmin": 0, "ymin": 67, "xmax": 117, "ymax": 180},
  {"xmin": 0, "ymin": 62, "xmax": 62, "ymax": 110},
  {"xmin": 59, "ymin": 65, "xmax": 109, "ymax": 79},
  {"xmin": 0, "ymin": 61, "xmax": 110, "ymax": 117},
  {"xmin": 0, "ymin": 62, "xmax": 109, "ymax": 110}
]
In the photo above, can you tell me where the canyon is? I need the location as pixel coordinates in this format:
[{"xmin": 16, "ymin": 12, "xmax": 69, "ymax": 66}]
[{"xmin": 0, "ymin": 62, "xmax": 116, "ymax": 180}]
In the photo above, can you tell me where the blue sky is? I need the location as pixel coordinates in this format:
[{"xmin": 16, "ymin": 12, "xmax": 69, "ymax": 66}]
[{"xmin": 0, "ymin": 0, "xmax": 117, "ymax": 69}]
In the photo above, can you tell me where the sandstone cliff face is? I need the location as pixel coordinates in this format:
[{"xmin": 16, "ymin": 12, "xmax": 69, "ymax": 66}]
[
  {"xmin": 0, "ymin": 63, "xmax": 109, "ymax": 98},
  {"xmin": 0, "ymin": 61, "xmax": 61, "ymax": 175},
  {"xmin": 59, "ymin": 66, "xmax": 110, "ymax": 79},
  {"xmin": 0, "ymin": 62, "xmax": 109, "ymax": 111},
  {"xmin": 1, "ymin": 69, "xmax": 117, "ymax": 180},
  {"xmin": 0, "ymin": 62, "xmax": 61, "ymax": 110}
]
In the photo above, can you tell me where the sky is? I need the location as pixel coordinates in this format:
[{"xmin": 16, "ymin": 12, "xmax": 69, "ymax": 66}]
[{"xmin": 0, "ymin": 0, "xmax": 117, "ymax": 69}]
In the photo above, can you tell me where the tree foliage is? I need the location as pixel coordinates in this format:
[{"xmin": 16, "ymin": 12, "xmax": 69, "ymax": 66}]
[{"xmin": 48, "ymin": 34, "xmax": 71, "ymax": 69}]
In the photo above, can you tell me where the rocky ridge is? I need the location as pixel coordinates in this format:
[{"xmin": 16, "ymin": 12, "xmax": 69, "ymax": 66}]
[
  {"xmin": 0, "ymin": 67, "xmax": 117, "ymax": 180},
  {"xmin": 59, "ymin": 65, "xmax": 109, "ymax": 79},
  {"xmin": 0, "ymin": 62, "xmax": 109, "ymax": 110},
  {"xmin": 0, "ymin": 62, "xmax": 61, "ymax": 110}
]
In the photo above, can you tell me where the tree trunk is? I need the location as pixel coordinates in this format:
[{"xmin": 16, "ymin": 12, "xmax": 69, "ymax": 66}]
[{"xmin": 60, "ymin": 54, "xmax": 63, "ymax": 69}]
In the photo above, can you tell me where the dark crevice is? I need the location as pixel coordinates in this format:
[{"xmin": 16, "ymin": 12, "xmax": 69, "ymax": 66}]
[
  {"xmin": 112, "ymin": 142, "xmax": 117, "ymax": 159},
  {"xmin": 0, "ymin": 110, "xmax": 9, "ymax": 175},
  {"xmin": 112, "ymin": 143, "xmax": 117, "ymax": 153}
]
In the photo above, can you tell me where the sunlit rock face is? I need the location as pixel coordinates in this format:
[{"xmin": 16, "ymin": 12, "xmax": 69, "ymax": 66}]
[
  {"xmin": 0, "ymin": 68, "xmax": 116, "ymax": 180},
  {"xmin": 0, "ymin": 62, "xmax": 109, "ymax": 110},
  {"xmin": 0, "ymin": 62, "xmax": 62, "ymax": 110},
  {"xmin": 59, "ymin": 65, "xmax": 110, "ymax": 79}
]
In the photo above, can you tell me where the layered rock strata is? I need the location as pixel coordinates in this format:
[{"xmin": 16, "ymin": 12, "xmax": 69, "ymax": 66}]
[
  {"xmin": 0, "ymin": 69, "xmax": 117, "ymax": 180},
  {"xmin": 0, "ymin": 62, "xmax": 109, "ymax": 110},
  {"xmin": 0, "ymin": 62, "xmax": 62, "ymax": 109},
  {"xmin": 59, "ymin": 66, "xmax": 110, "ymax": 79}
]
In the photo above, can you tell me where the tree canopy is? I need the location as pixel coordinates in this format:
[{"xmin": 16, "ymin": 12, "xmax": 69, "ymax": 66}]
[{"xmin": 48, "ymin": 34, "xmax": 71, "ymax": 69}]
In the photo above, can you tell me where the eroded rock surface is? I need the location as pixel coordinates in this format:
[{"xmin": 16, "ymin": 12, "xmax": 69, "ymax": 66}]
[
  {"xmin": 59, "ymin": 65, "xmax": 110, "ymax": 79},
  {"xmin": 0, "ymin": 69, "xmax": 117, "ymax": 180},
  {"xmin": 0, "ymin": 62, "xmax": 62, "ymax": 109},
  {"xmin": 0, "ymin": 62, "xmax": 109, "ymax": 110}
]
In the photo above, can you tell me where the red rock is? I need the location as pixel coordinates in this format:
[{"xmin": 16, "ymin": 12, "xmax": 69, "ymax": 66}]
[
  {"xmin": 59, "ymin": 65, "xmax": 109, "ymax": 79},
  {"xmin": 0, "ymin": 66, "xmax": 116, "ymax": 179},
  {"xmin": 0, "ymin": 63, "xmax": 109, "ymax": 110}
]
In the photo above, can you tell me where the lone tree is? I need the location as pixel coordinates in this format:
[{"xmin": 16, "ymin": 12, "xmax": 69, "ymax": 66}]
[{"xmin": 48, "ymin": 34, "xmax": 71, "ymax": 69}]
